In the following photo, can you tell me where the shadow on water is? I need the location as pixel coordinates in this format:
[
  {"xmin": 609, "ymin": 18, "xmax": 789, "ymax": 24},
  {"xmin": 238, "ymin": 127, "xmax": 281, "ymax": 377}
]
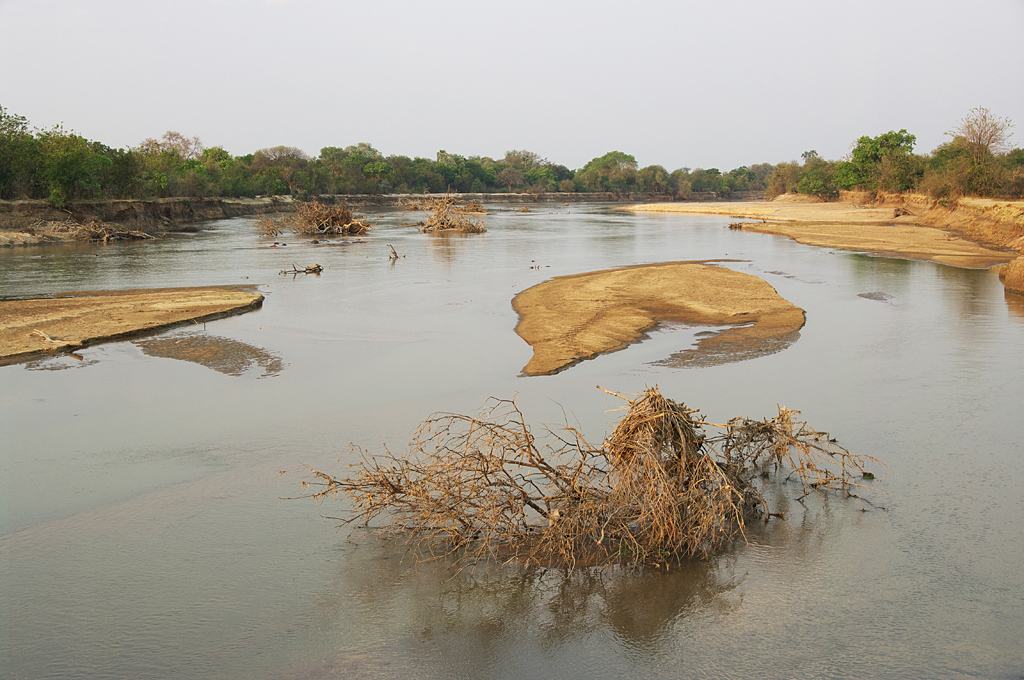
[
  {"xmin": 655, "ymin": 324, "xmax": 802, "ymax": 369},
  {"xmin": 132, "ymin": 331, "xmax": 285, "ymax": 378},
  {"xmin": 279, "ymin": 540, "xmax": 742, "ymax": 680}
]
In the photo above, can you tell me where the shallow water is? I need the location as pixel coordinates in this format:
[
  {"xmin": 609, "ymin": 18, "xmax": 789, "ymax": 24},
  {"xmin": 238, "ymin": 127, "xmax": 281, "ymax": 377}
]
[{"xmin": 2, "ymin": 204, "xmax": 1023, "ymax": 679}]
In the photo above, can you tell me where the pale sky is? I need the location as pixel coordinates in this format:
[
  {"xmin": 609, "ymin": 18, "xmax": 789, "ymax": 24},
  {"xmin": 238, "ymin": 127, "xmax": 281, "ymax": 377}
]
[{"xmin": 1, "ymin": 0, "xmax": 1022, "ymax": 171}]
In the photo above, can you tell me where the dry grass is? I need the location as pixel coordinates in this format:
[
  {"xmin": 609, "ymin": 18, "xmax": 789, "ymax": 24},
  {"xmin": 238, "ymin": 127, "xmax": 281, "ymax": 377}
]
[{"xmin": 295, "ymin": 387, "xmax": 882, "ymax": 569}]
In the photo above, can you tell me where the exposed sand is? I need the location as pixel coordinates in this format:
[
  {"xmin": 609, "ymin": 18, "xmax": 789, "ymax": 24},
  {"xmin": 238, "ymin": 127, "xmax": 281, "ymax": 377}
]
[
  {"xmin": 512, "ymin": 261, "xmax": 805, "ymax": 376},
  {"xmin": 0, "ymin": 286, "xmax": 264, "ymax": 365},
  {"xmin": 624, "ymin": 196, "xmax": 1019, "ymax": 269}
]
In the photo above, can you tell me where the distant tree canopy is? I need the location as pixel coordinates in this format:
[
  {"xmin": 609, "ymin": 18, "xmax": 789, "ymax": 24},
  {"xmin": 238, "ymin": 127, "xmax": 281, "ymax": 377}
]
[{"xmin": 1, "ymin": 105, "xmax": 1018, "ymax": 204}]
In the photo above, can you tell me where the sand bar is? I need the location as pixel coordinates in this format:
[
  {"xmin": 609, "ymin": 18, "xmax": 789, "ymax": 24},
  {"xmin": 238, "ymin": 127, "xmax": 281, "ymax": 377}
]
[
  {"xmin": 512, "ymin": 261, "xmax": 805, "ymax": 376},
  {"xmin": 624, "ymin": 196, "xmax": 1018, "ymax": 269},
  {"xmin": 0, "ymin": 286, "xmax": 264, "ymax": 365}
]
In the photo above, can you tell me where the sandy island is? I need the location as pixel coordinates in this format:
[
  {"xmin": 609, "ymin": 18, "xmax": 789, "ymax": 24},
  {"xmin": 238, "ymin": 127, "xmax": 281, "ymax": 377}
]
[
  {"xmin": 512, "ymin": 261, "xmax": 805, "ymax": 376},
  {"xmin": 0, "ymin": 286, "xmax": 264, "ymax": 365},
  {"xmin": 623, "ymin": 195, "xmax": 1022, "ymax": 271}
]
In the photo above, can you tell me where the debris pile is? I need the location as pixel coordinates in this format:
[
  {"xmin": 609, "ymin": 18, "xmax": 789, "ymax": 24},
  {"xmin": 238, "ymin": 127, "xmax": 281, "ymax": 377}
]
[
  {"xmin": 254, "ymin": 200, "xmax": 370, "ymax": 238},
  {"xmin": 36, "ymin": 219, "xmax": 155, "ymax": 242},
  {"xmin": 297, "ymin": 387, "xmax": 882, "ymax": 568},
  {"xmin": 418, "ymin": 194, "xmax": 486, "ymax": 233}
]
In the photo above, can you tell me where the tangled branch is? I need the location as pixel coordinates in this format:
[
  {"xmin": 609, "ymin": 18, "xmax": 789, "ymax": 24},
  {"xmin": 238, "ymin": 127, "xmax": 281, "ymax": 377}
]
[
  {"xmin": 254, "ymin": 200, "xmax": 371, "ymax": 238},
  {"xmin": 418, "ymin": 193, "xmax": 486, "ymax": 233},
  {"xmin": 295, "ymin": 387, "xmax": 883, "ymax": 568}
]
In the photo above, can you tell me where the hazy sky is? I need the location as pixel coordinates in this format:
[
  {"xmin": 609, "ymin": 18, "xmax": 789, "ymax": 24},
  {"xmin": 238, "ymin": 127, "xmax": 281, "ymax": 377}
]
[{"xmin": 2, "ymin": 0, "xmax": 1022, "ymax": 171}]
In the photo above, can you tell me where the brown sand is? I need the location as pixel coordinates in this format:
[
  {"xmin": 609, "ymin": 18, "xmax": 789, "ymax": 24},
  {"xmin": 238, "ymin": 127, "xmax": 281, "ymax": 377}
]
[
  {"xmin": 624, "ymin": 195, "xmax": 1019, "ymax": 269},
  {"xmin": 0, "ymin": 286, "xmax": 264, "ymax": 365},
  {"xmin": 512, "ymin": 261, "xmax": 805, "ymax": 376}
]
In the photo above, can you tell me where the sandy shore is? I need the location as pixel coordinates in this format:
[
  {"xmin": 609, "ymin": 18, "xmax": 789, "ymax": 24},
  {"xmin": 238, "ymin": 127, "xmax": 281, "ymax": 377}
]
[
  {"xmin": 512, "ymin": 261, "xmax": 805, "ymax": 376},
  {"xmin": 623, "ymin": 195, "xmax": 1022, "ymax": 270},
  {"xmin": 0, "ymin": 286, "xmax": 264, "ymax": 365}
]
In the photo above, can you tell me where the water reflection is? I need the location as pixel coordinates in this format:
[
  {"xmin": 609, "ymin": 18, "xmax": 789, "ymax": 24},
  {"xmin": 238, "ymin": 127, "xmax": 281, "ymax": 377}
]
[
  {"xmin": 656, "ymin": 325, "xmax": 802, "ymax": 369},
  {"xmin": 1005, "ymin": 290, "xmax": 1024, "ymax": 319},
  {"xmin": 23, "ymin": 352, "xmax": 98, "ymax": 371},
  {"xmin": 305, "ymin": 542, "xmax": 741, "ymax": 676},
  {"xmin": 133, "ymin": 331, "xmax": 284, "ymax": 377}
]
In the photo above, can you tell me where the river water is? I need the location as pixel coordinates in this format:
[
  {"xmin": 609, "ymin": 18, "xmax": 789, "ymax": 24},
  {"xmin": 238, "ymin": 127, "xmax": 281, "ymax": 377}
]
[{"xmin": 1, "ymin": 204, "xmax": 1022, "ymax": 679}]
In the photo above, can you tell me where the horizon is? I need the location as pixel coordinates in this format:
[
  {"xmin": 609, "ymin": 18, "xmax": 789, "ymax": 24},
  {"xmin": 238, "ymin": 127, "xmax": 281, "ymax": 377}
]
[{"xmin": 1, "ymin": 0, "xmax": 1022, "ymax": 171}]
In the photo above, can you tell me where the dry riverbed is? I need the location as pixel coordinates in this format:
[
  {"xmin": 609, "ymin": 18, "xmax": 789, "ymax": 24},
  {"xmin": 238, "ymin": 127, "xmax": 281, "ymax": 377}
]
[{"xmin": 0, "ymin": 286, "xmax": 264, "ymax": 365}]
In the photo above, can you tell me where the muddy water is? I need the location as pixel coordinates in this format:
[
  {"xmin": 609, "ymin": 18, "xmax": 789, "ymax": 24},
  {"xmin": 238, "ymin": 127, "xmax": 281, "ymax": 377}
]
[{"xmin": 1, "ymin": 205, "xmax": 1023, "ymax": 679}]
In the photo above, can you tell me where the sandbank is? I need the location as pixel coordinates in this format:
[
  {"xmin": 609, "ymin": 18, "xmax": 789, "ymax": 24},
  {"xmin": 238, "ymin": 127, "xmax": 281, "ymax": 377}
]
[
  {"xmin": 0, "ymin": 286, "xmax": 264, "ymax": 365},
  {"xmin": 624, "ymin": 195, "xmax": 1020, "ymax": 269},
  {"xmin": 512, "ymin": 261, "xmax": 805, "ymax": 376}
]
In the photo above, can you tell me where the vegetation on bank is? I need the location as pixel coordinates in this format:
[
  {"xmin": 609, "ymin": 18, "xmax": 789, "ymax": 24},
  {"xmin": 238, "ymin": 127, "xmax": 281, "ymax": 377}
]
[
  {"xmin": 1, "ymin": 105, "xmax": 1019, "ymax": 209},
  {"xmin": 767, "ymin": 108, "xmax": 1021, "ymax": 202}
]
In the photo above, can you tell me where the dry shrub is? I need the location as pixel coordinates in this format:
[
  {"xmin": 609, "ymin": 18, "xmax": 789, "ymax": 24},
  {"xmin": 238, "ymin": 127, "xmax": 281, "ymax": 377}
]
[
  {"xmin": 254, "ymin": 200, "xmax": 370, "ymax": 238},
  {"xmin": 254, "ymin": 212, "xmax": 286, "ymax": 237},
  {"xmin": 419, "ymin": 193, "xmax": 486, "ymax": 233},
  {"xmin": 297, "ymin": 387, "xmax": 882, "ymax": 569}
]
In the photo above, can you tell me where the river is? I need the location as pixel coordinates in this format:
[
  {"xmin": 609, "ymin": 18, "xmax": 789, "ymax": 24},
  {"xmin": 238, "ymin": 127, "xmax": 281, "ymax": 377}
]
[{"xmin": 1, "ymin": 204, "xmax": 1022, "ymax": 679}]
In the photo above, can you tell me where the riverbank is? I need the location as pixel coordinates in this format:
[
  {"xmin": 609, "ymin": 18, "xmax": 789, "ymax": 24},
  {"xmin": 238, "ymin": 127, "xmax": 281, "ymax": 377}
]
[
  {"xmin": 0, "ymin": 191, "xmax": 766, "ymax": 246},
  {"xmin": 0, "ymin": 286, "xmax": 264, "ymax": 365},
  {"xmin": 624, "ymin": 193, "xmax": 1024, "ymax": 274},
  {"xmin": 512, "ymin": 261, "xmax": 805, "ymax": 376}
]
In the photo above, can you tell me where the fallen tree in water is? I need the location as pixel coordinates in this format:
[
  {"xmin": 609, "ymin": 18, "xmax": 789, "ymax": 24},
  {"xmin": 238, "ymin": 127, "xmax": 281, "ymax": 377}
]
[
  {"xmin": 296, "ymin": 387, "xmax": 882, "ymax": 569},
  {"xmin": 33, "ymin": 219, "xmax": 155, "ymax": 242},
  {"xmin": 418, "ymin": 193, "xmax": 486, "ymax": 233},
  {"xmin": 254, "ymin": 200, "xmax": 370, "ymax": 237}
]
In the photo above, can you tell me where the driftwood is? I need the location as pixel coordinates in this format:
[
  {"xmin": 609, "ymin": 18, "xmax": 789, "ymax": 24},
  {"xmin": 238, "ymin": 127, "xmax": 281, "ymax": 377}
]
[
  {"xmin": 418, "ymin": 193, "xmax": 486, "ymax": 234},
  {"xmin": 295, "ymin": 387, "xmax": 883, "ymax": 569},
  {"xmin": 31, "ymin": 329, "xmax": 83, "ymax": 346},
  {"xmin": 453, "ymin": 201, "xmax": 486, "ymax": 214},
  {"xmin": 256, "ymin": 200, "xmax": 371, "ymax": 238},
  {"xmin": 36, "ymin": 219, "xmax": 155, "ymax": 242},
  {"xmin": 279, "ymin": 263, "xmax": 323, "ymax": 275}
]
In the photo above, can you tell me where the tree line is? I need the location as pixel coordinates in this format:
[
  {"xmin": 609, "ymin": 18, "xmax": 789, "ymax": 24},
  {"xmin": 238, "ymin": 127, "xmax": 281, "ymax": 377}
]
[
  {"xmin": 1, "ymin": 105, "xmax": 1019, "ymax": 208},
  {"xmin": 766, "ymin": 108, "xmax": 1021, "ymax": 201}
]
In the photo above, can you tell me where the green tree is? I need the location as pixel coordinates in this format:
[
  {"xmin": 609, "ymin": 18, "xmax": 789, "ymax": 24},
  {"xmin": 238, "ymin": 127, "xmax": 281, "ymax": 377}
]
[
  {"xmin": 838, "ymin": 129, "xmax": 918, "ymax": 192},
  {"xmin": 575, "ymin": 151, "xmax": 637, "ymax": 192},
  {"xmin": 637, "ymin": 164, "xmax": 670, "ymax": 193},
  {"xmin": 0, "ymin": 106, "xmax": 43, "ymax": 199},
  {"xmin": 796, "ymin": 151, "xmax": 838, "ymax": 200},
  {"xmin": 37, "ymin": 125, "xmax": 111, "ymax": 206}
]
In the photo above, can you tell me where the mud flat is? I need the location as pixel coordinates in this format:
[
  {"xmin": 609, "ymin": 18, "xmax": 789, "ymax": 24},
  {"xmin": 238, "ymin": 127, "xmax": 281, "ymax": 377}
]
[
  {"xmin": 512, "ymin": 261, "xmax": 805, "ymax": 376},
  {"xmin": 0, "ymin": 286, "xmax": 264, "ymax": 365},
  {"xmin": 624, "ymin": 195, "xmax": 1022, "ymax": 270}
]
